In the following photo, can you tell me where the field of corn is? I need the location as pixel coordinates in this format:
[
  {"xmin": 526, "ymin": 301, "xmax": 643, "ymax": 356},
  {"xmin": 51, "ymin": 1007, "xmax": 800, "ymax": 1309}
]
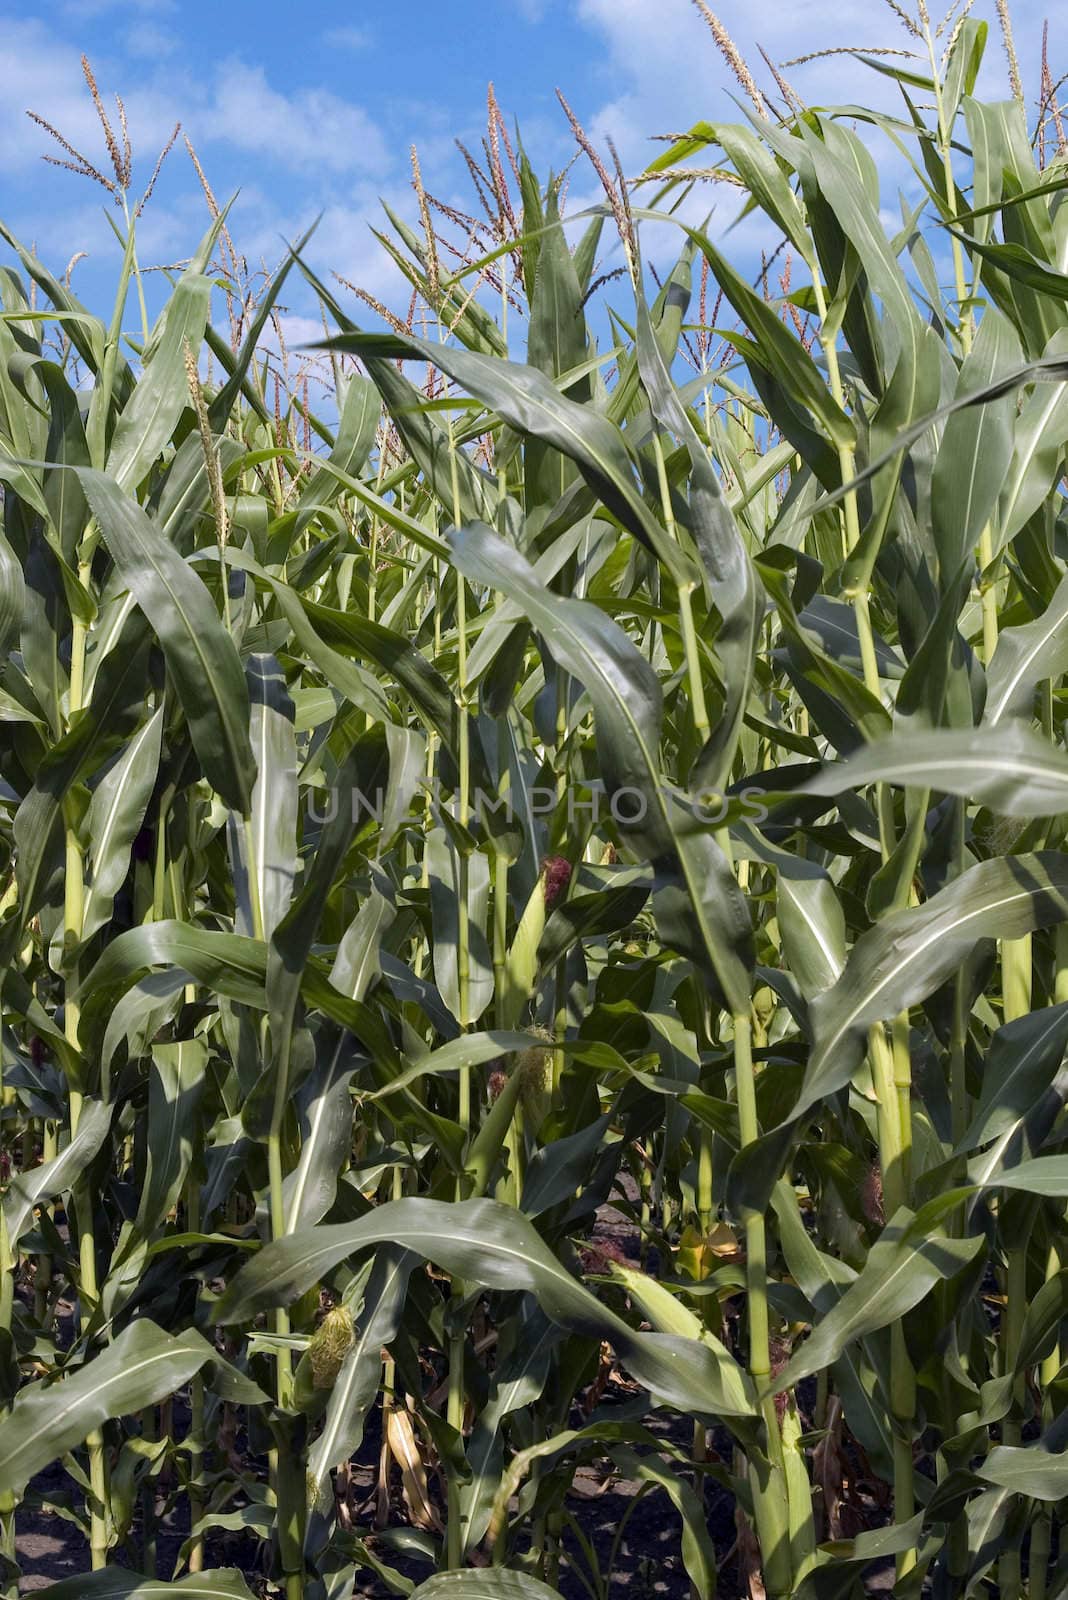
[{"xmin": 5, "ymin": 1, "xmax": 1068, "ymax": 1595}]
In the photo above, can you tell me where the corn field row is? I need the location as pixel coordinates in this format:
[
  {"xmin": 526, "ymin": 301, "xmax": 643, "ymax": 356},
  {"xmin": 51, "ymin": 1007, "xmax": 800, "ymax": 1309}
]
[{"xmin": 2, "ymin": 6, "xmax": 1068, "ymax": 1598}]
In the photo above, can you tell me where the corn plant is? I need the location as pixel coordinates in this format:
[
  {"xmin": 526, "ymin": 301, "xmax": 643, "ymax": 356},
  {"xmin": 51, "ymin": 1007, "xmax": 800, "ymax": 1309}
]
[{"xmin": 3, "ymin": 8, "xmax": 1068, "ymax": 1600}]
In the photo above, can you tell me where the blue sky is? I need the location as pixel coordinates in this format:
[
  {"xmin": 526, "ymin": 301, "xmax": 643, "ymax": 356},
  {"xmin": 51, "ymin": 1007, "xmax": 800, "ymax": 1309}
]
[{"xmin": 0, "ymin": 0, "xmax": 1057, "ymax": 352}]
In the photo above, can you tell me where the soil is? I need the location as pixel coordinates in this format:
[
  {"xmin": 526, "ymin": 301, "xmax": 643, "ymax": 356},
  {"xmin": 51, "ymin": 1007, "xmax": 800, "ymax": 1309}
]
[
  {"xmin": 12, "ymin": 1198, "xmax": 896, "ymax": 1597},
  {"xmin": 15, "ymin": 1428, "xmax": 740, "ymax": 1598},
  {"xmin": 15, "ymin": 1455, "xmax": 897, "ymax": 1597}
]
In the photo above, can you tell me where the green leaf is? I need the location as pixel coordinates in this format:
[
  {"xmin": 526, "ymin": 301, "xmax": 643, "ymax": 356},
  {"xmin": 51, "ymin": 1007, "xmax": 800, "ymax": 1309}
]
[
  {"xmin": 524, "ymin": 181, "xmax": 589, "ymax": 507},
  {"xmin": 35, "ymin": 359, "xmax": 91, "ymax": 564},
  {"xmin": 776, "ymin": 873, "xmax": 846, "ymax": 1001},
  {"xmin": 237, "ymin": 653, "xmax": 297, "ymax": 940},
  {"xmin": 986, "ymin": 573, "xmax": 1068, "ymax": 725},
  {"xmin": 136, "ymin": 1039, "xmax": 208, "ymax": 1235},
  {"xmin": 283, "ymin": 1043, "xmax": 359, "ymax": 1231},
  {"xmin": 427, "ymin": 825, "xmax": 494, "ymax": 1026},
  {"xmin": 611, "ymin": 1444, "xmax": 718, "ymax": 1600},
  {"xmin": 38, "ymin": 1572, "xmax": 259, "ymax": 1600},
  {"xmin": 815, "ymin": 353, "xmax": 1068, "ymax": 514},
  {"xmin": 307, "ymin": 1247, "xmax": 415, "ymax": 1496},
  {"xmin": 319, "ymin": 328, "xmax": 695, "ymax": 586},
  {"xmin": 635, "ymin": 267, "xmax": 762, "ymax": 788},
  {"xmin": 0, "ymin": 1321, "xmax": 216, "ymax": 1496},
  {"xmin": 685, "ymin": 223, "xmax": 854, "ymax": 452},
  {"xmin": 74, "ymin": 469, "xmax": 255, "ymax": 813},
  {"xmin": 81, "ymin": 707, "xmax": 164, "ymax": 942},
  {"xmin": 214, "ymin": 1196, "xmax": 758, "ymax": 1425},
  {"xmin": 0, "ymin": 527, "xmax": 25, "ymax": 658},
  {"xmin": 107, "ymin": 273, "xmax": 211, "ymax": 493},
  {"xmin": 997, "ymin": 329, "xmax": 1068, "ymax": 546},
  {"xmin": 794, "ymin": 1514, "xmax": 928, "ymax": 1600},
  {"xmin": 798, "ymin": 853, "xmax": 1068, "ymax": 1119},
  {"xmin": 76, "ymin": 917, "xmax": 397, "ymax": 1072},
  {"xmin": 294, "ymin": 258, "xmax": 499, "ymax": 526},
  {"xmin": 364, "ymin": 1034, "xmax": 546, "ymax": 1112},
  {"xmin": 978, "ymin": 1417, "xmax": 1068, "ymax": 1501},
  {"xmin": 957, "ymin": 1003, "xmax": 1068, "ymax": 1154},
  {"xmin": 800, "ymin": 118, "xmax": 930, "ymax": 415},
  {"xmin": 296, "ymin": 372, "xmax": 380, "ymax": 516},
  {"xmin": 260, "ymin": 736, "xmax": 388, "ymax": 1139},
  {"xmin": 943, "ymin": 18, "xmax": 987, "ymax": 122},
  {"xmin": 221, "ymin": 545, "xmax": 461, "ymax": 751},
  {"xmin": 448, "ymin": 522, "xmax": 754, "ymax": 1014},
  {"xmin": 803, "ymin": 722, "xmax": 1068, "ymax": 817},
  {"xmin": 408, "ymin": 1574, "xmax": 564, "ymax": 1600},
  {"xmin": 931, "ymin": 308, "xmax": 1021, "ymax": 581},
  {"xmin": 3, "ymin": 1099, "xmax": 111, "ymax": 1250},
  {"xmin": 520, "ymin": 1114, "xmax": 612, "ymax": 1217},
  {"xmin": 101, "ymin": 971, "xmax": 192, "ymax": 1077},
  {"xmin": 331, "ymin": 888, "xmax": 395, "ymax": 1001},
  {"xmin": 0, "ymin": 223, "xmax": 108, "ymax": 376},
  {"xmin": 773, "ymin": 1203, "xmax": 983, "ymax": 1392},
  {"xmin": 983, "ymin": 1156, "xmax": 1068, "ymax": 1197},
  {"xmin": 18, "ymin": 532, "xmax": 66, "ymax": 737},
  {"xmin": 462, "ymin": 1308, "xmax": 558, "ymax": 1549},
  {"xmin": 536, "ymin": 866, "xmax": 651, "ymax": 974},
  {"xmin": 78, "ymin": 921, "xmax": 268, "ymax": 1031},
  {"xmin": 1017, "ymin": 1268, "xmax": 1068, "ymax": 1370},
  {"xmin": 713, "ymin": 122, "xmax": 812, "ymax": 259},
  {"xmin": 954, "ymin": 232, "xmax": 1068, "ymax": 303}
]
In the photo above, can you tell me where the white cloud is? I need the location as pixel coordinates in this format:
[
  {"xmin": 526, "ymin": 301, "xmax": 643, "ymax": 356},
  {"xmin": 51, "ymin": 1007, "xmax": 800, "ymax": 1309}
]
[
  {"xmin": 564, "ymin": 0, "xmax": 1057, "ymax": 287},
  {"xmin": 123, "ymin": 21, "xmax": 180, "ymax": 59},
  {"xmin": 4, "ymin": 195, "xmax": 118, "ymax": 267},
  {"xmin": 254, "ymin": 312, "xmax": 338, "ymax": 387},
  {"xmin": 0, "ymin": 21, "xmax": 139, "ymax": 174},
  {"xmin": 0, "ymin": 12, "xmax": 432, "ymax": 333},
  {"xmin": 323, "ymin": 25, "xmax": 372, "ymax": 52},
  {"xmin": 194, "ymin": 62, "xmax": 388, "ymax": 175},
  {"xmin": 572, "ymin": 0, "xmax": 901, "ymax": 167},
  {"xmin": 60, "ymin": 0, "xmax": 176, "ymax": 15},
  {"xmin": 3, "ymin": 0, "xmax": 1058, "ymax": 345},
  {"xmin": 573, "ymin": 0, "xmax": 1055, "ymax": 165},
  {"xmin": 313, "ymin": 199, "xmax": 407, "ymax": 297},
  {"xmin": 203, "ymin": 183, "xmax": 413, "ymax": 308},
  {"xmin": 0, "ymin": 23, "xmax": 388, "ymax": 182}
]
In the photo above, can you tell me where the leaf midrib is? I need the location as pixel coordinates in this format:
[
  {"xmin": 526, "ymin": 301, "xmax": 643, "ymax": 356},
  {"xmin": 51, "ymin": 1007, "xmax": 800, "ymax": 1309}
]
[{"xmin": 810, "ymin": 874, "xmax": 1065, "ymax": 1096}]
